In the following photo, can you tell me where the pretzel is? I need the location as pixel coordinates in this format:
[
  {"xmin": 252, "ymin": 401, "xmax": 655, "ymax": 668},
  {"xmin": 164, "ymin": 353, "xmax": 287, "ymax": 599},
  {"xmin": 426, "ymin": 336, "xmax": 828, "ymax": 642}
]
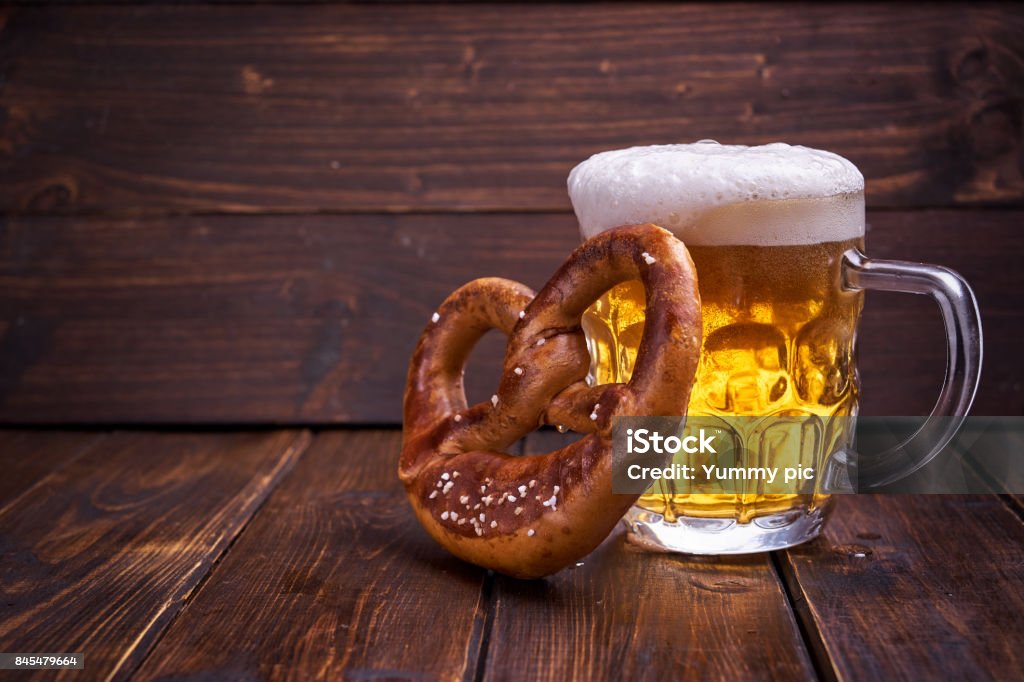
[{"xmin": 399, "ymin": 224, "xmax": 702, "ymax": 578}]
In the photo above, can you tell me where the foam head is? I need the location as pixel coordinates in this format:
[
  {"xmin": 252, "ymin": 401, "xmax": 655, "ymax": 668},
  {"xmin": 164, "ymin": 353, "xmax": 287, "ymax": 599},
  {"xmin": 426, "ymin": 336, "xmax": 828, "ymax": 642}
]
[{"xmin": 568, "ymin": 142, "xmax": 865, "ymax": 246}]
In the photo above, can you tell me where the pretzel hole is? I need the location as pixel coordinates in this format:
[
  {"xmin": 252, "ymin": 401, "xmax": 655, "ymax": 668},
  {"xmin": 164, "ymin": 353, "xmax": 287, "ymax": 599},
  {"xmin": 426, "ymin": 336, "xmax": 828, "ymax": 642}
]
[
  {"xmin": 527, "ymin": 426, "xmax": 585, "ymax": 454},
  {"xmin": 463, "ymin": 328, "xmax": 508, "ymax": 407},
  {"xmin": 581, "ymin": 279, "xmax": 646, "ymax": 387}
]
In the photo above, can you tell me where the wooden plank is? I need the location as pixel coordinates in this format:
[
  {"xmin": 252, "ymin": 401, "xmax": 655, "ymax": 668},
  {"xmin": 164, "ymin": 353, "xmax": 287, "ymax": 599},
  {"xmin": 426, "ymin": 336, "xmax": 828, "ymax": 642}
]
[
  {"xmin": 1, "ymin": 4, "xmax": 1021, "ymax": 214},
  {"xmin": 780, "ymin": 495, "xmax": 1024, "ymax": 680},
  {"xmin": 136, "ymin": 429, "xmax": 489, "ymax": 681},
  {"xmin": 0, "ymin": 430, "xmax": 101, "ymax": 509},
  {"xmin": 480, "ymin": 430, "xmax": 816, "ymax": 681},
  {"xmin": 0, "ymin": 209, "xmax": 1017, "ymax": 423},
  {"xmin": 856, "ymin": 209, "xmax": 1023, "ymax": 417},
  {"xmin": 0, "ymin": 429, "xmax": 311, "ymax": 681}
]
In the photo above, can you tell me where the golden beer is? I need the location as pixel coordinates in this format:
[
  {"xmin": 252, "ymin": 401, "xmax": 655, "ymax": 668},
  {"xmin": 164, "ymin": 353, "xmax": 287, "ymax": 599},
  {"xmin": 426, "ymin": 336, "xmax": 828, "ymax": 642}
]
[
  {"xmin": 582, "ymin": 235, "xmax": 863, "ymax": 522},
  {"xmin": 569, "ymin": 142, "xmax": 868, "ymax": 551}
]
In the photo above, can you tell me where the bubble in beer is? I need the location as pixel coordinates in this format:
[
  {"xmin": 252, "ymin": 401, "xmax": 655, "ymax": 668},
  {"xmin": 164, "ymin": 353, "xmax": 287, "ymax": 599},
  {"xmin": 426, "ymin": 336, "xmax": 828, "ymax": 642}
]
[{"xmin": 567, "ymin": 142, "xmax": 864, "ymax": 246}]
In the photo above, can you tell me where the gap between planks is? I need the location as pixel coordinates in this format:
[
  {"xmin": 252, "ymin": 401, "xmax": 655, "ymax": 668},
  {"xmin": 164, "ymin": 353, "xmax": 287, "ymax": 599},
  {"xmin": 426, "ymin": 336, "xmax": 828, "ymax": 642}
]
[
  {"xmin": 770, "ymin": 551, "xmax": 836, "ymax": 682},
  {"xmin": 115, "ymin": 430, "xmax": 315, "ymax": 681},
  {"xmin": 114, "ymin": 430, "xmax": 315, "ymax": 681}
]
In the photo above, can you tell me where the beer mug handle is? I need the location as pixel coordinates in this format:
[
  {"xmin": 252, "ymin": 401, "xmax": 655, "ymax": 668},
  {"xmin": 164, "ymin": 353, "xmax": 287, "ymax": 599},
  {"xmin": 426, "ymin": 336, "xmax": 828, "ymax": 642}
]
[{"xmin": 841, "ymin": 249, "xmax": 983, "ymax": 488}]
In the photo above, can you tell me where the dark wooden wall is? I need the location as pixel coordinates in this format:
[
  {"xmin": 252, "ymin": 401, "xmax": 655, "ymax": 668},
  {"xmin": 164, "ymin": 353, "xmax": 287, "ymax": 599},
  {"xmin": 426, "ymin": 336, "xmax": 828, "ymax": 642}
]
[{"xmin": 0, "ymin": 3, "xmax": 1021, "ymax": 423}]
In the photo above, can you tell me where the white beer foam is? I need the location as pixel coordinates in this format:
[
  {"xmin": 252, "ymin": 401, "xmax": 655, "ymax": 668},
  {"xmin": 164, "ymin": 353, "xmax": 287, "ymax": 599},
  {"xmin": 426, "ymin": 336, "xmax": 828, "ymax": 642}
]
[{"xmin": 568, "ymin": 142, "xmax": 865, "ymax": 245}]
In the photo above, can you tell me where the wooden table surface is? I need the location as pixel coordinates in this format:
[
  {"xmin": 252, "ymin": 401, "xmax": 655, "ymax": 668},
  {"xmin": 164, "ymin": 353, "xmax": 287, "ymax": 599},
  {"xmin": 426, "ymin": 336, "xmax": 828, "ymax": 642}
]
[{"xmin": 2, "ymin": 427, "xmax": 1022, "ymax": 681}]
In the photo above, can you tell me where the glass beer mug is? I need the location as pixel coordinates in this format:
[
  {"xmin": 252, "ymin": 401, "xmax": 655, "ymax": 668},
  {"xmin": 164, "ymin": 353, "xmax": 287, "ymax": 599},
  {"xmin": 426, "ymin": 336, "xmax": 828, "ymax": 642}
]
[{"xmin": 569, "ymin": 143, "xmax": 982, "ymax": 553}]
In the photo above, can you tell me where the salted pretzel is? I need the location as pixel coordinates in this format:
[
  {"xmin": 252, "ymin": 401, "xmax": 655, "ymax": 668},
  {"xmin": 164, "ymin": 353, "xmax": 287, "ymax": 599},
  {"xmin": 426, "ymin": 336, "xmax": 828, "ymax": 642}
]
[{"xmin": 399, "ymin": 224, "xmax": 702, "ymax": 579}]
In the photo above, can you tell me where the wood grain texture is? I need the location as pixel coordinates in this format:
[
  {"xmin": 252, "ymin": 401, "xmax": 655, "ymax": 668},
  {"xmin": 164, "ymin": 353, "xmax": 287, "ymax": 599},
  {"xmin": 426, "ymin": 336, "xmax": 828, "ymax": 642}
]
[
  {"xmin": 1, "ymin": 4, "xmax": 1021, "ymax": 215},
  {"xmin": 136, "ymin": 429, "xmax": 490, "ymax": 681},
  {"xmin": 0, "ymin": 430, "xmax": 101, "ymax": 509},
  {"xmin": 480, "ymin": 430, "xmax": 815, "ymax": 681},
  {"xmin": 780, "ymin": 494, "xmax": 1024, "ymax": 681},
  {"xmin": 0, "ymin": 429, "xmax": 311, "ymax": 681},
  {"xmin": 0, "ymin": 210, "xmax": 1018, "ymax": 424}
]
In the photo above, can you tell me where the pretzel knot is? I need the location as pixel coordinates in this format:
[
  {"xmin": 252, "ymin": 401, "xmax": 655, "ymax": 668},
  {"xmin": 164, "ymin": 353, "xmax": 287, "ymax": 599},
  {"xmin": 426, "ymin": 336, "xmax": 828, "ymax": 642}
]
[{"xmin": 399, "ymin": 224, "xmax": 702, "ymax": 578}]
